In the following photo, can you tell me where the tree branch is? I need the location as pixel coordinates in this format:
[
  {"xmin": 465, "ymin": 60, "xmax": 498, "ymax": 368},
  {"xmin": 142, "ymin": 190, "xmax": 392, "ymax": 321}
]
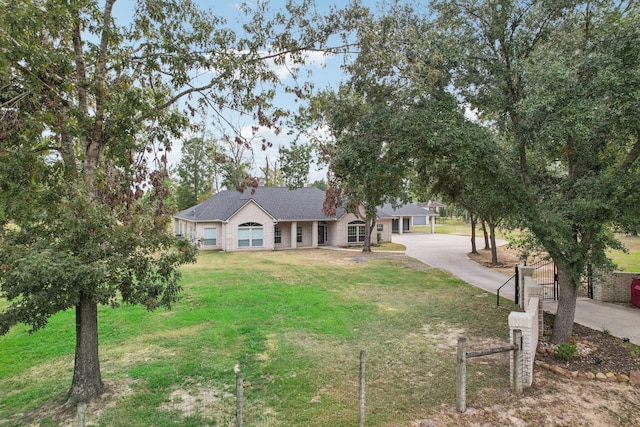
[{"xmin": 618, "ymin": 135, "xmax": 640, "ymax": 172}]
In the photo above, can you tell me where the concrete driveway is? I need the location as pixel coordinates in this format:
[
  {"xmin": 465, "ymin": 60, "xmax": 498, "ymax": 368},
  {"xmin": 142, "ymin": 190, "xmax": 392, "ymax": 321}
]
[
  {"xmin": 393, "ymin": 232, "xmax": 516, "ymax": 302},
  {"xmin": 394, "ymin": 232, "xmax": 640, "ymax": 344}
]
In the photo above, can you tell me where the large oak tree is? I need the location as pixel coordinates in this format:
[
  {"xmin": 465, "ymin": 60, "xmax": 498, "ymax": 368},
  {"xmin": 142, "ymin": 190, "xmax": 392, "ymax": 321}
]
[{"xmin": 433, "ymin": 0, "xmax": 640, "ymax": 342}]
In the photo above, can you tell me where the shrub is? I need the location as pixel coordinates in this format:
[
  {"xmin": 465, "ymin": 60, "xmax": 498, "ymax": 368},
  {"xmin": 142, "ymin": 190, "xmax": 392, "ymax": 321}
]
[{"xmin": 557, "ymin": 343, "xmax": 578, "ymax": 360}]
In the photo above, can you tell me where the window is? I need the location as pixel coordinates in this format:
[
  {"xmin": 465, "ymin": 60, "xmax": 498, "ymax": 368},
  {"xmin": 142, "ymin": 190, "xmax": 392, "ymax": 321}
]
[
  {"xmin": 347, "ymin": 220, "xmax": 366, "ymax": 243},
  {"xmin": 274, "ymin": 226, "xmax": 282, "ymax": 244},
  {"xmin": 238, "ymin": 222, "xmax": 263, "ymax": 247},
  {"xmin": 203, "ymin": 227, "xmax": 217, "ymax": 246},
  {"xmin": 297, "ymin": 226, "xmax": 303, "ymax": 243},
  {"xmin": 377, "ymin": 224, "xmax": 383, "ymax": 232}
]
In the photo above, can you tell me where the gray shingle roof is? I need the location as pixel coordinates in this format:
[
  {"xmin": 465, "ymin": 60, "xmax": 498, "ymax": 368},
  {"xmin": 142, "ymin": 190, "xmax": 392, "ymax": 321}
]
[
  {"xmin": 378, "ymin": 202, "xmax": 437, "ymax": 217},
  {"xmin": 174, "ymin": 187, "xmax": 345, "ymax": 222},
  {"xmin": 175, "ymin": 188, "xmax": 434, "ymax": 223}
]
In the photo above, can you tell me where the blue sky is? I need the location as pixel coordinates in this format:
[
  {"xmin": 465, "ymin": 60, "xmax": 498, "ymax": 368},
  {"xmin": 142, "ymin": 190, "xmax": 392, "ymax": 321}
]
[{"xmin": 186, "ymin": 0, "xmax": 359, "ymax": 183}]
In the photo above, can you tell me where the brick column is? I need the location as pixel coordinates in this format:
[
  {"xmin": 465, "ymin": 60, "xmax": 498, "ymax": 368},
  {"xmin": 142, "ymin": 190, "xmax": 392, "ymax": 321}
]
[
  {"xmin": 312, "ymin": 221, "xmax": 318, "ymax": 248},
  {"xmin": 525, "ymin": 281, "xmax": 544, "ymax": 340},
  {"xmin": 509, "ymin": 311, "xmax": 535, "ymax": 387},
  {"xmin": 291, "ymin": 222, "xmax": 297, "ymax": 249}
]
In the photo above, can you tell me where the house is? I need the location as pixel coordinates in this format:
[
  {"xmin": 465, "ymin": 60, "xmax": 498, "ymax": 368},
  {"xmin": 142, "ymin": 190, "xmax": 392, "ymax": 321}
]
[
  {"xmin": 173, "ymin": 186, "xmax": 400, "ymax": 252},
  {"xmin": 378, "ymin": 202, "xmax": 438, "ymax": 234}
]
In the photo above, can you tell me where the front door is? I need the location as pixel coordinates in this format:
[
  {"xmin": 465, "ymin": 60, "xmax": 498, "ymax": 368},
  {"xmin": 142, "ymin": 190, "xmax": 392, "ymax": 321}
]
[{"xmin": 318, "ymin": 223, "xmax": 327, "ymax": 245}]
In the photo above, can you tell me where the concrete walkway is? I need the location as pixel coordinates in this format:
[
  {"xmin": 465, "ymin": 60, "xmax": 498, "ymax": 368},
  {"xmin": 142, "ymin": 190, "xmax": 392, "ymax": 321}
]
[{"xmin": 394, "ymin": 232, "xmax": 640, "ymax": 345}]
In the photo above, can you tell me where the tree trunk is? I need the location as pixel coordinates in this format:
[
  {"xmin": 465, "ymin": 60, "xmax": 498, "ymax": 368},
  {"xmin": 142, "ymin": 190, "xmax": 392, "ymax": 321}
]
[
  {"xmin": 489, "ymin": 223, "xmax": 498, "ymax": 266},
  {"xmin": 68, "ymin": 292, "xmax": 103, "ymax": 402},
  {"xmin": 481, "ymin": 220, "xmax": 490, "ymax": 250},
  {"xmin": 362, "ymin": 218, "xmax": 373, "ymax": 253},
  {"xmin": 470, "ymin": 213, "xmax": 478, "ymax": 254},
  {"xmin": 551, "ymin": 266, "xmax": 578, "ymax": 344}
]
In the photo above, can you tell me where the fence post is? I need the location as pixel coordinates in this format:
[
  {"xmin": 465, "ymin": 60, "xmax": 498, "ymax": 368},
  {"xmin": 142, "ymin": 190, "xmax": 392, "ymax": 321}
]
[
  {"xmin": 359, "ymin": 350, "xmax": 366, "ymax": 427},
  {"xmin": 77, "ymin": 402, "xmax": 86, "ymax": 427},
  {"xmin": 236, "ymin": 373, "xmax": 243, "ymax": 427},
  {"xmin": 512, "ymin": 329, "xmax": 523, "ymax": 395},
  {"xmin": 456, "ymin": 337, "xmax": 467, "ymax": 413},
  {"xmin": 515, "ymin": 265, "xmax": 520, "ymax": 306}
]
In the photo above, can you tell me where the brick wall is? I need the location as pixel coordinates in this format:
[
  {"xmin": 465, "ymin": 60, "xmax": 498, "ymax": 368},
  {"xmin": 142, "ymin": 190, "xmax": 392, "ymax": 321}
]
[
  {"xmin": 509, "ymin": 277, "xmax": 542, "ymax": 388},
  {"xmin": 593, "ymin": 271, "xmax": 637, "ymax": 303}
]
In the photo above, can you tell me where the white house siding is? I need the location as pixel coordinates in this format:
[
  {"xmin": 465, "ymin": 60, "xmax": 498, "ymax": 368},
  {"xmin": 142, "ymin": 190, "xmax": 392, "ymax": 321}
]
[
  {"xmin": 377, "ymin": 218, "xmax": 393, "ymax": 243},
  {"xmin": 172, "ymin": 219, "xmax": 223, "ymax": 250},
  {"xmin": 273, "ymin": 221, "xmax": 317, "ymax": 249},
  {"xmin": 226, "ymin": 201, "xmax": 275, "ymax": 251},
  {"xmin": 274, "ymin": 222, "xmax": 293, "ymax": 249},
  {"xmin": 196, "ymin": 222, "xmax": 222, "ymax": 250},
  {"xmin": 298, "ymin": 222, "xmax": 313, "ymax": 247},
  {"xmin": 175, "ymin": 208, "xmax": 395, "ymax": 252},
  {"xmin": 330, "ymin": 213, "xmax": 392, "ymax": 247},
  {"xmin": 173, "ymin": 219, "xmax": 195, "ymax": 242},
  {"xmin": 330, "ymin": 213, "xmax": 351, "ymax": 247}
]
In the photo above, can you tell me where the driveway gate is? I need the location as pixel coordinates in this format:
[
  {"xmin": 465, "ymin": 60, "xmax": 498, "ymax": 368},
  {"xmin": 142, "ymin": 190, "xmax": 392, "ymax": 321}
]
[
  {"xmin": 531, "ymin": 260, "xmax": 558, "ymax": 301},
  {"xmin": 531, "ymin": 261, "xmax": 592, "ymax": 301}
]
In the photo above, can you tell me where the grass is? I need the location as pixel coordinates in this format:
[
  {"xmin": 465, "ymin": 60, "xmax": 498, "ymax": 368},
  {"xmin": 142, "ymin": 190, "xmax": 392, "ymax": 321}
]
[
  {"xmin": 608, "ymin": 234, "xmax": 640, "ymax": 273},
  {"xmin": 0, "ymin": 250, "xmax": 515, "ymax": 426}
]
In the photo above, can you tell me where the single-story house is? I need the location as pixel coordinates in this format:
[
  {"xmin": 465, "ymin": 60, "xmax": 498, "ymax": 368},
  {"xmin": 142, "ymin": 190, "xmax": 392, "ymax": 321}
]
[
  {"xmin": 378, "ymin": 202, "xmax": 439, "ymax": 234},
  {"xmin": 173, "ymin": 186, "xmax": 406, "ymax": 252}
]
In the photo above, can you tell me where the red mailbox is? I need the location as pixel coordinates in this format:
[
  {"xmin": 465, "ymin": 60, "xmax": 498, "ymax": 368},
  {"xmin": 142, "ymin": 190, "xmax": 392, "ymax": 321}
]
[{"xmin": 632, "ymin": 278, "xmax": 640, "ymax": 308}]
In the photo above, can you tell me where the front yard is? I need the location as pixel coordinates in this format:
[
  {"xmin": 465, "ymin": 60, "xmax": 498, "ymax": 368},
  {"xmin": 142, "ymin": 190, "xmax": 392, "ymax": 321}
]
[{"xmin": 1, "ymin": 249, "xmax": 638, "ymax": 426}]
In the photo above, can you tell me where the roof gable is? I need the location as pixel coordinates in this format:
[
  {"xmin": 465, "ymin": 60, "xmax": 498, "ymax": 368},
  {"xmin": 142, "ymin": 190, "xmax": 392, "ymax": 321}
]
[{"xmin": 174, "ymin": 187, "xmax": 344, "ymax": 222}]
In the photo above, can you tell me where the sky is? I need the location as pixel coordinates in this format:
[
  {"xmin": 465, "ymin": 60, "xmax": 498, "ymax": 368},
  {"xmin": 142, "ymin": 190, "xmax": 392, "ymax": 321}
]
[
  {"xmin": 187, "ymin": 0, "xmax": 361, "ymax": 184},
  {"xmin": 113, "ymin": 0, "xmax": 372, "ymax": 185}
]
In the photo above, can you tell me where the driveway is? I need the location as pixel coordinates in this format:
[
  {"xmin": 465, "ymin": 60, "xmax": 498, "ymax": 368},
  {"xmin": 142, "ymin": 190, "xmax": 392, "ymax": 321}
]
[
  {"xmin": 393, "ymin": 232, "xmax": 516, "ymax": 301},
  {"xmin": 394, "ymin": 232, "xmax": 640, "ymax": 344}
]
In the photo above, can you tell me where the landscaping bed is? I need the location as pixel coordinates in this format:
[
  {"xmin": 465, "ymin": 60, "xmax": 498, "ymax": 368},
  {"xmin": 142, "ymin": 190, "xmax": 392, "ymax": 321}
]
[{"xmin": 536, "ymin": 312, "xmax": 640, "ymax": 379}]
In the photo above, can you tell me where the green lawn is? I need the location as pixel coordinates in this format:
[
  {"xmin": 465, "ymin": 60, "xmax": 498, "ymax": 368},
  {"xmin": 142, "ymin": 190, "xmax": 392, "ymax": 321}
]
[{"xmin": 0, "ymin": 250, "xmax": 516, "ymax": 426}]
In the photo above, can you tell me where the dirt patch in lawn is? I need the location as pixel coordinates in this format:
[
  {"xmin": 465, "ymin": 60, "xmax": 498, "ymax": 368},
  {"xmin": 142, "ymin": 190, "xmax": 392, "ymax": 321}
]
[
  {"xmin": 19, "ymin": 379, "xmax": 134, "ymax": 427},
  {"xmin": 413, "ymin": 368, "xmax": 640, "ymax": 426},
  {"xmin": 461, "ymin": 245, "xmax": 640, "ymax": 426},
  {"xmin": 467, "ymin": 246, "xmax": 526, "ymax": 276}
]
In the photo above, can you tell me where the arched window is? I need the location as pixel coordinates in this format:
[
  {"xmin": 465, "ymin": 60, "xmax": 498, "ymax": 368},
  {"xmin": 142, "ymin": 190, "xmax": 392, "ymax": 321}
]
[
  {"xmin": 347, "ymin": 220, "xmax": 366, "ymax": 243},
  {"xmin": 238, "ymin": 222, "xmax": 263, "ymax": 247}
]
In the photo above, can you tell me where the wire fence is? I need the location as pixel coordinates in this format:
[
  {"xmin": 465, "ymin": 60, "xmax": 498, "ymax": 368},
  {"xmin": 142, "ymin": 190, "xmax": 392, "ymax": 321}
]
[{"xmin": 74, "ymin": 345, "xmax": 514, "ymax": 427}]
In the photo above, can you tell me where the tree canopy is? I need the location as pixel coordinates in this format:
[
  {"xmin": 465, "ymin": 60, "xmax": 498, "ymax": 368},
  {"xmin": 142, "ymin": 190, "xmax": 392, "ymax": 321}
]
[
  {"xmin": 175, "ymin": 136, "xmax": 218, "ymax": 210},
  {"xmin": 433, "ymin": 0, "xmax": 640, "ymax": 342},
  {"xmin": 309, "ymin": 0, "xmax": 640, "ymax": 343}
]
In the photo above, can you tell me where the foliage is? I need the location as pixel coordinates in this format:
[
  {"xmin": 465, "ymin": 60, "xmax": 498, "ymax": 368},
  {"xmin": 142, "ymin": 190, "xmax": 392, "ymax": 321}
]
[
  {"xmin": 315, "ymin": 84, "xmax": 414, "ymax": 251},
  {"xmin": 306, "ymin": 6, "xmax": 436, "ymax": 251},
  {"xmin": 0, "ymin": 0, "xmax": 365, "ymax": 401},
  {"xmin": 310, "ymin": 179, "xmax": 328, "ymax": 191},
  {"xmin": 258, "ymin": 155, "xmax": 284, "ymax": 187},
  {"xmin": 279, "ymin": 142, "xmax": 313, "ymax": 189},
  {"xmin": 432, "ymin": 0, "xmax": 640, "ymax": 343},
  {"xmin": 175, "ymin": 137, "xmax": 218, "ymax": 210},
  {"xmin": 557, "ymin": 343, "xmax": 578, "ymax": 361}
]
